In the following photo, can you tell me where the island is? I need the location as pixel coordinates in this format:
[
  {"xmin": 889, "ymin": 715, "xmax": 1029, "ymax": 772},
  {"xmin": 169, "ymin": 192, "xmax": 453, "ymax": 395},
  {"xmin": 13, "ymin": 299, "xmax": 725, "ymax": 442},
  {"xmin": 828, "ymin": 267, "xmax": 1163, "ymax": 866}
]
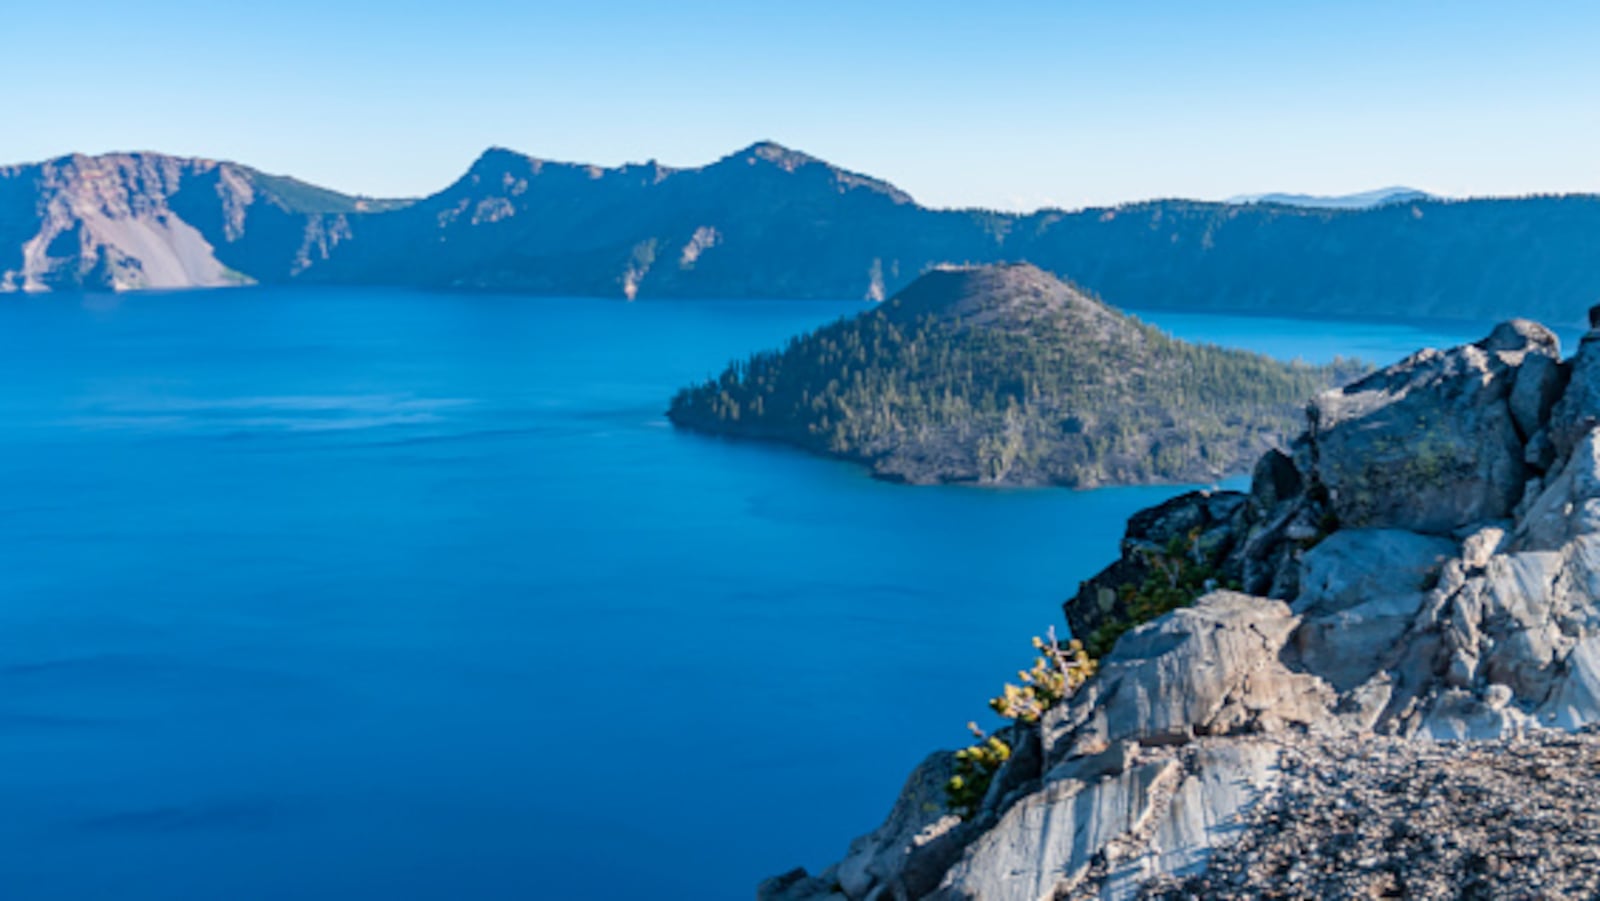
[{"xmin": 667, "ymin": 263, "xmax": 1366, "ymax": 488}]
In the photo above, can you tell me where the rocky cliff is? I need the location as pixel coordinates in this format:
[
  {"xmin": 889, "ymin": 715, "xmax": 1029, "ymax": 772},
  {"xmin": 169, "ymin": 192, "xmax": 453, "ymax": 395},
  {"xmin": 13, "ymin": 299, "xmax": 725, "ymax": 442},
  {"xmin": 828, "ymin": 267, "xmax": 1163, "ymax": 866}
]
[
  {"xmin": 0, "ymin": 152, "xmax": 405, "ymax": 292},
  {"xmin": 5, "ymin": 146, "xmax": 1600, "ymax": 328},
  {"xmin": 764, "ymin": 310, "xmax": 1600, "ymax": 899}
]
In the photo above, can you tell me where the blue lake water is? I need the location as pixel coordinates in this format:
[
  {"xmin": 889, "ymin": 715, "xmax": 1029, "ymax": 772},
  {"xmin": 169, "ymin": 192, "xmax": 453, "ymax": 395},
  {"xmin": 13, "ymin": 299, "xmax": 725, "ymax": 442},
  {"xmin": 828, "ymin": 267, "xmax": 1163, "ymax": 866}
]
[{"xmin": 0, "ymin": 289, "xmax": 1536, "ymax": 900}]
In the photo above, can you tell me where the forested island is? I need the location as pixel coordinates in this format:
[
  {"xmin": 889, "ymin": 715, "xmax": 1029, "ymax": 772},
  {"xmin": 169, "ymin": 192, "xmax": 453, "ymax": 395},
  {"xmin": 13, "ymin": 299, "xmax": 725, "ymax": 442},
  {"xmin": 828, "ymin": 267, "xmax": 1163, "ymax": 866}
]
[{"xmin": 667, "ymin": 263, "xmax": 1368, "ymax": 487}]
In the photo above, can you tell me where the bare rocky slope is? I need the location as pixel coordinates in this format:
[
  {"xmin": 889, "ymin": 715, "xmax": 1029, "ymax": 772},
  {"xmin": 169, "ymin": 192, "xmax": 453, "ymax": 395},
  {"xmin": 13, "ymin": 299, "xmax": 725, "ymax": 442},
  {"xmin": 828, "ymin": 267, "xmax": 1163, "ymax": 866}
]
[
  {"xmin": 0, "ymin": 152, "xmax": 404, "ymax": 292},
  {"xmin": 763, "ymin": 309, "xmax": 1600, "ymax": 899},
  {"xmin": 4, "ymin": 145, "xmax": 1600, "ymax": 327}
]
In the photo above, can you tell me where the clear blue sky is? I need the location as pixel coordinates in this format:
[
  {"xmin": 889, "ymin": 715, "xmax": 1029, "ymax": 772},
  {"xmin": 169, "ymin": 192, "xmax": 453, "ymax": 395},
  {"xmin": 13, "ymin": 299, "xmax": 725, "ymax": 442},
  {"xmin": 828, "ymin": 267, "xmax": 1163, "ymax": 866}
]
[{"xmin": 6, "ymin": 0, "xmax": 1597, "ymax": 210}]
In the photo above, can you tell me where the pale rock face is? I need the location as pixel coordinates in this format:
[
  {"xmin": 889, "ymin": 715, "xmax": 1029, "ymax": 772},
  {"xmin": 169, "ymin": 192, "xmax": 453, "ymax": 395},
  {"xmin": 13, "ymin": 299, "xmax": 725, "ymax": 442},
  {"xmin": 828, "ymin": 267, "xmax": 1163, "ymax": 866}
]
[
  {"xmin": 1045, "ymin": 593, "xmax": 1335, "ymax": 757},
  {"xmin": 1514, "ymin": 429, "xmax": 1600, "ymax": 551},
  {"xmin": 1293, "ymin": 528, "xmax": 1456, "ymax": 616},
  {"xmin": 930, "ymin": 740, "xmax": 1283, "ymax": 901},
  {"xmin": 932, "ymin": 759, "xmax": 1181, "ymax": 901},
  {"xmin": 0, "ymin": 151, "xmax": 374, "ymax": 293},
  {"xmin": 1290, "ymin": 529, "xmax": 1458, "ymax": 691},
  {"xmin": 1104, "ymin": 742, "xmax": 1281, "ymax": 899}
]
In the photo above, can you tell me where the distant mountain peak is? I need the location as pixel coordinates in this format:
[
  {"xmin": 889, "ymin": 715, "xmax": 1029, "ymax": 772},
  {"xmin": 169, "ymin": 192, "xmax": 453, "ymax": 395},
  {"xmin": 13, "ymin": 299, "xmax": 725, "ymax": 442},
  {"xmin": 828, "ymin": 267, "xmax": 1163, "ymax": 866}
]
[
  {"xmin": 737, "ymin": 140, "xmax": 817, "ymax": 169},
  {"xmin": 466, "ymin": 145, "xmax": 539, "ymax": 174},
  {"xmin": 1228, "ymin": 186, "xmax": 1433, "ymax": 210},
  {"xmin": 714, "ymin": 140, "xmax": 914, "ymax": 205}
]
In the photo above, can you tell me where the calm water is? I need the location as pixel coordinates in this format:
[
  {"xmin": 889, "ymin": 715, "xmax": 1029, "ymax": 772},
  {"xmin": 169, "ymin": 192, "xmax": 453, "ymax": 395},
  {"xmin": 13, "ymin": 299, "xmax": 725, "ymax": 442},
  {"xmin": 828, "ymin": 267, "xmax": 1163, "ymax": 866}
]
[{"xmin": 0, "ymin": 289, "xmax": 1517, "ymax": 900}]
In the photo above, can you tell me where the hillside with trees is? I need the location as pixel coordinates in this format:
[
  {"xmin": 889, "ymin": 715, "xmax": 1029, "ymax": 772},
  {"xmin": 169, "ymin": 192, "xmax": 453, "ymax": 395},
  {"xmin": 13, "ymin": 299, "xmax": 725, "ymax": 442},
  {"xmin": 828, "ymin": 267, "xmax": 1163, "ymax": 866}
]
[{"xmin": 668, "ymin": 264, "xmax": 1368, "ymax": 487}]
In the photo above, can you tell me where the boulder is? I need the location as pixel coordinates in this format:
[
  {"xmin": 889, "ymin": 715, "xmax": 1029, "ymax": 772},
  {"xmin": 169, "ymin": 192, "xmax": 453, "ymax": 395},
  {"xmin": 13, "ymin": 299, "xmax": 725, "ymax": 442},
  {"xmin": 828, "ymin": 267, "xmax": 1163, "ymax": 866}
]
[
  {"xmin": 1289, "ymin": 528, "xmax": 1454, "ymax": 691},
  {"xmin": 1294, "ymin": 592, "xmax": 1429, "ymax": 693},
  {"xmin": 1301, "ymin": 321, "xmax": 1555, "ymax": 535},
  {"xmin": 1249, "ymin": 448, "xmax": 1302, "ymax": 511},
  {"xmin": 1510, "ymin": 351, "xmax": 1564, "ymax": 439}
]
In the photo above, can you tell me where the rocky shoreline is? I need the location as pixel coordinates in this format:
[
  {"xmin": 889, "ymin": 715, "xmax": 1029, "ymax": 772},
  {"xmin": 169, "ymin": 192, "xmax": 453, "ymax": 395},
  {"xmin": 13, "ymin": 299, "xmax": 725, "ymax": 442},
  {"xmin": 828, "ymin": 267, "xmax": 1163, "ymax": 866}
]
[{"xmin": 764, "ymin": 311, "xmax": 1600, "ymax": 899}]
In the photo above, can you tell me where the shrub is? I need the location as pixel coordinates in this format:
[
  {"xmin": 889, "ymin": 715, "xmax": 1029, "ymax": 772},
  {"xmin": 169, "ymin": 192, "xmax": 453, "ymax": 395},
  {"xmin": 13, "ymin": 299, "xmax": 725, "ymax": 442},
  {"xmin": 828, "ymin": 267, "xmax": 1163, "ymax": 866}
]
[
  {"xmin": 946, "ymin": 722, "xmax": 1011, "ymax": 819},
  {"xmin": 945, "ymin": 629, "xmax": 1097, "ymax": 818},
  {"xmin": 988, "ymin": 630, "xmax": 1098, "ymax": 723}
]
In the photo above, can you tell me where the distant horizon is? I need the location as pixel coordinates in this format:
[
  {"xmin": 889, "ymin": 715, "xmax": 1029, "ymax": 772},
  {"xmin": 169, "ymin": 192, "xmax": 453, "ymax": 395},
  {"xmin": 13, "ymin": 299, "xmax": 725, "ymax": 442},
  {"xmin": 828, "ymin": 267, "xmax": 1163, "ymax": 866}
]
[{"xmin": 5, "ymin": 1, "xmax": 1597, "ymax": 212}]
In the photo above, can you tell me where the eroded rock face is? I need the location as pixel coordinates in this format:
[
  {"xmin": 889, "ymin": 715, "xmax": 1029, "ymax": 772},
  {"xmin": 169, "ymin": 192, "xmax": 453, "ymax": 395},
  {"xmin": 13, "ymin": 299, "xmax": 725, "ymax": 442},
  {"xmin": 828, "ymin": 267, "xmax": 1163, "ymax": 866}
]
[
  {"xmin": 767, "ymin": 318, "xmax": 1600, "ymax": 900},
  {"xmin": 1046, "ymin": 593, "xmax": 1335, "ymax": 755}
]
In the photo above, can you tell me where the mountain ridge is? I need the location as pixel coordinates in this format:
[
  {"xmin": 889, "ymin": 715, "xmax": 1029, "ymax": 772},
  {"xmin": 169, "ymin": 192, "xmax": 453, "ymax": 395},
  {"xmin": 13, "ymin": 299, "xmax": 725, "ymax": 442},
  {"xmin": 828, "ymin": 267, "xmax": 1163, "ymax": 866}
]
[{"xmin": 4, "ymin": 144, "xmax": 1600, "ymax": 326}]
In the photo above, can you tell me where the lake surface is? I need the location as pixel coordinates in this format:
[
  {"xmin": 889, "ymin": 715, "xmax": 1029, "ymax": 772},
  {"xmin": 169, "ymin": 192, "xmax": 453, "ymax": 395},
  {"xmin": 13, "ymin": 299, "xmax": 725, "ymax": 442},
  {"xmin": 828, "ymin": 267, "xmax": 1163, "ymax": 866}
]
[{"xmin": 0, "ymin": 290, "xmax": 1527, "ymax": 900}]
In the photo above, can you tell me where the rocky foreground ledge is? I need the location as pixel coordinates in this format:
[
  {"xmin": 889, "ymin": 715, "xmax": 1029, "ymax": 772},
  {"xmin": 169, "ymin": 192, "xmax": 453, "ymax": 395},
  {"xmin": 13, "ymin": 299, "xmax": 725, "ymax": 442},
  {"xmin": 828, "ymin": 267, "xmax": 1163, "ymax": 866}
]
[{"xmin": 764, "ymin": 313, "xmax": 1600, "ymax": 900}]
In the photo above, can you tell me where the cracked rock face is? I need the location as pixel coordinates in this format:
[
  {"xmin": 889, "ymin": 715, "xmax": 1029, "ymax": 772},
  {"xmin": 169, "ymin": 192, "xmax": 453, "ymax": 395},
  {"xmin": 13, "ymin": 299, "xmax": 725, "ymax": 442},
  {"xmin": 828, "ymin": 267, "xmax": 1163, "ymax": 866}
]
[{"xmin": 766, "ymin": 316, "xmax": 1600, "ymax": 901}]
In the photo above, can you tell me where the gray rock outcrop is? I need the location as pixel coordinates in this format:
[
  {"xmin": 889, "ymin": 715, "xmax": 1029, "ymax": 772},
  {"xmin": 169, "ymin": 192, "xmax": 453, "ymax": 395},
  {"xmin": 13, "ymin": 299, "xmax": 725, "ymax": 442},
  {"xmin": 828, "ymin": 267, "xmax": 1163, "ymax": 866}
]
[{"xmin": 765, "ymin": 315, "xmax": 1600, "ymax": 900}]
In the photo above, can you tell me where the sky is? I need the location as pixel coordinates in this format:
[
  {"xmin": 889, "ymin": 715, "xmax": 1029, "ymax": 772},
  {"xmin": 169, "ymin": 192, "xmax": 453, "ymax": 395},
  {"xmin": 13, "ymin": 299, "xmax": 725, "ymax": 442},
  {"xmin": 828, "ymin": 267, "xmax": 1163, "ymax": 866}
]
[{"xmin": 5, "ymin": 0, "xmax": 1598, "ymax": 211}]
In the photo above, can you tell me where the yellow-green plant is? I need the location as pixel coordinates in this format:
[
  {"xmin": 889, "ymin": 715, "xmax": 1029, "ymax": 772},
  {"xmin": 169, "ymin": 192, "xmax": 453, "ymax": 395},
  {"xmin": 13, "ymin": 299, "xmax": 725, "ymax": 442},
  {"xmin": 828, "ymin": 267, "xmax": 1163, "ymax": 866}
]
[
  {"xmin": 988, "ymin": 628, "xmax": 1097, "ymax": 723},
  {"xmin": 945, "ymin": 628, "xmax": 1097, "ymax": 818},
  {"xmin": 946, "ymin": 722, "xmax": 1010, "ymax": 819}
]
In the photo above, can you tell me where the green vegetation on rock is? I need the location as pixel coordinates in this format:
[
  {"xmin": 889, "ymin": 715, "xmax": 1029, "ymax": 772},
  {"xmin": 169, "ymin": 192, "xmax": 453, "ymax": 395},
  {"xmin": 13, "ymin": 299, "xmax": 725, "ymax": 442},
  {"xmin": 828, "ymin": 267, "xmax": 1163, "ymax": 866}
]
[
  {"xmin": 1084, "ymin": 529, "xmax": 1242, "ymax": 658},
  {"xmin": 945, "ymin": 630, "xmax": 1097, "ymax": 818},
  {"xmin": 947, "ymin": 724, "xmax": 1011, "ymax": 820}
]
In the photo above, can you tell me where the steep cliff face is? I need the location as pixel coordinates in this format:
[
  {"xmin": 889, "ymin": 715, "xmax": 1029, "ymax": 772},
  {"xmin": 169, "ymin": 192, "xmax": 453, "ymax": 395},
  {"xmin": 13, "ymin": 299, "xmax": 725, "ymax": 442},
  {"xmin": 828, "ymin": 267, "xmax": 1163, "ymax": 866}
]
[
  {"xmin": 767, "ymin": 311, "xmax": 1600, "ymax": 900},
  {"xmin": 0, "ymin": 153, "xmax": 401, "ymax": 292}
]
